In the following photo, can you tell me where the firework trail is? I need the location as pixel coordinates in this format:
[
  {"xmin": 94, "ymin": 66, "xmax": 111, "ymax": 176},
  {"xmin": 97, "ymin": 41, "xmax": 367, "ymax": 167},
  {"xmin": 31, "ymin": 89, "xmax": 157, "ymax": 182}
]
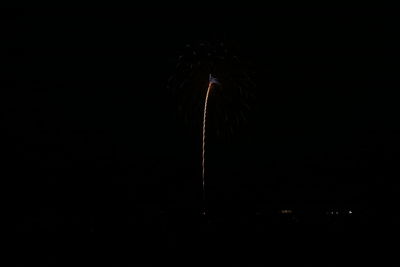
[{"xmin": 202, "ymin": 74, "xmax": 220, "ymax": 212}]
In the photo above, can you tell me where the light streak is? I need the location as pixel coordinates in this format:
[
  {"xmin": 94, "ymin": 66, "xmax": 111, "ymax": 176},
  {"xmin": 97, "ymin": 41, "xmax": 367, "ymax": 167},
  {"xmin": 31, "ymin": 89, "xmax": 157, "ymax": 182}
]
[{"xmin": 201, "ymin": 74, "xmax": 219, "ymax": 214}]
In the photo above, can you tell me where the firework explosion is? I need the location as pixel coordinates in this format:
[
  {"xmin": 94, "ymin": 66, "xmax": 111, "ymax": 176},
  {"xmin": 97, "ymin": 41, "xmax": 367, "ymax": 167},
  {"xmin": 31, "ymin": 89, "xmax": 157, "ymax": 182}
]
[{"xmin": 167, "ymin": 41, "xmax": 255, "ymax": 214}]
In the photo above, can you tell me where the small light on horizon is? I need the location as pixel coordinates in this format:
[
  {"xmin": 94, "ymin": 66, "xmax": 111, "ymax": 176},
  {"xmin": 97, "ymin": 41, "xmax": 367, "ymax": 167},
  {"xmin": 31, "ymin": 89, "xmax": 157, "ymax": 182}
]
[{"xmin": 280, "ymin": 209, "xmax": 293, "ymax": 214}]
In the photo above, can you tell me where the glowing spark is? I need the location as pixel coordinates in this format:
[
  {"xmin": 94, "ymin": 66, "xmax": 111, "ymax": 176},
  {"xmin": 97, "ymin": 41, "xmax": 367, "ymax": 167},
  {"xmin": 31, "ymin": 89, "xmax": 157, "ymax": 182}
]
[{"xmin": 202, "ymin": 74, "xmax": 219, "ymax": 212}]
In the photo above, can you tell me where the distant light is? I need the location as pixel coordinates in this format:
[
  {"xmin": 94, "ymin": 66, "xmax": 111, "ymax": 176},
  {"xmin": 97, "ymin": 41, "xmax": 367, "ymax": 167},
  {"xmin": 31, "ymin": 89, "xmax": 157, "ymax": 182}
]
[
  {"xmin": 327, "ymin": 210, "xmax": 341, "ymax": 215},
  {"xmin": 280, "ymin": 209, "xmax": 293, "ymax": 214},
  {"xmin": 348, "ymin": 210, "xmax": 352, "ymax": 214}
]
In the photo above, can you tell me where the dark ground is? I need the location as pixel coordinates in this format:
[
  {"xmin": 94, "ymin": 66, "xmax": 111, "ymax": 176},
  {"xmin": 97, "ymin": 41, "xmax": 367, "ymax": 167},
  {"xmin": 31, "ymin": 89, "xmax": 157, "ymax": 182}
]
[{"xmin": 3, "ymin": 8, "xmax": 398, "ymax": 265}]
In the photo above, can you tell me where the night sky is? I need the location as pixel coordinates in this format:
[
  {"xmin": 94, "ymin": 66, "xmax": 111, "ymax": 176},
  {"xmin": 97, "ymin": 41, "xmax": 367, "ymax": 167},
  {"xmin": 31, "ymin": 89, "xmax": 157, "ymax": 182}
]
[{"xmin": 4, "ymin": 8, "xmax": 398, "ymax": 264}]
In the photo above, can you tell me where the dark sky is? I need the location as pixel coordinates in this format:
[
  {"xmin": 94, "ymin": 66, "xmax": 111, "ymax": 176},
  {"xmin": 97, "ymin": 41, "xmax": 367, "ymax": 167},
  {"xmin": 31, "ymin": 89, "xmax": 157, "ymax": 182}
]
[{"xmin": 2, "ymin": 9, "xmax": 398, "ymax": 216}]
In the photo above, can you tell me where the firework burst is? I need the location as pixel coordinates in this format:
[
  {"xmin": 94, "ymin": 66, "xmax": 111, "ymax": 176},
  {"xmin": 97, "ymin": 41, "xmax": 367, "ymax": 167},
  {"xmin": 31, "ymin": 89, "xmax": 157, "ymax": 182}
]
[{"xmin": 167, "ymin": 40, "xmax": 255, "ymax": 214}]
